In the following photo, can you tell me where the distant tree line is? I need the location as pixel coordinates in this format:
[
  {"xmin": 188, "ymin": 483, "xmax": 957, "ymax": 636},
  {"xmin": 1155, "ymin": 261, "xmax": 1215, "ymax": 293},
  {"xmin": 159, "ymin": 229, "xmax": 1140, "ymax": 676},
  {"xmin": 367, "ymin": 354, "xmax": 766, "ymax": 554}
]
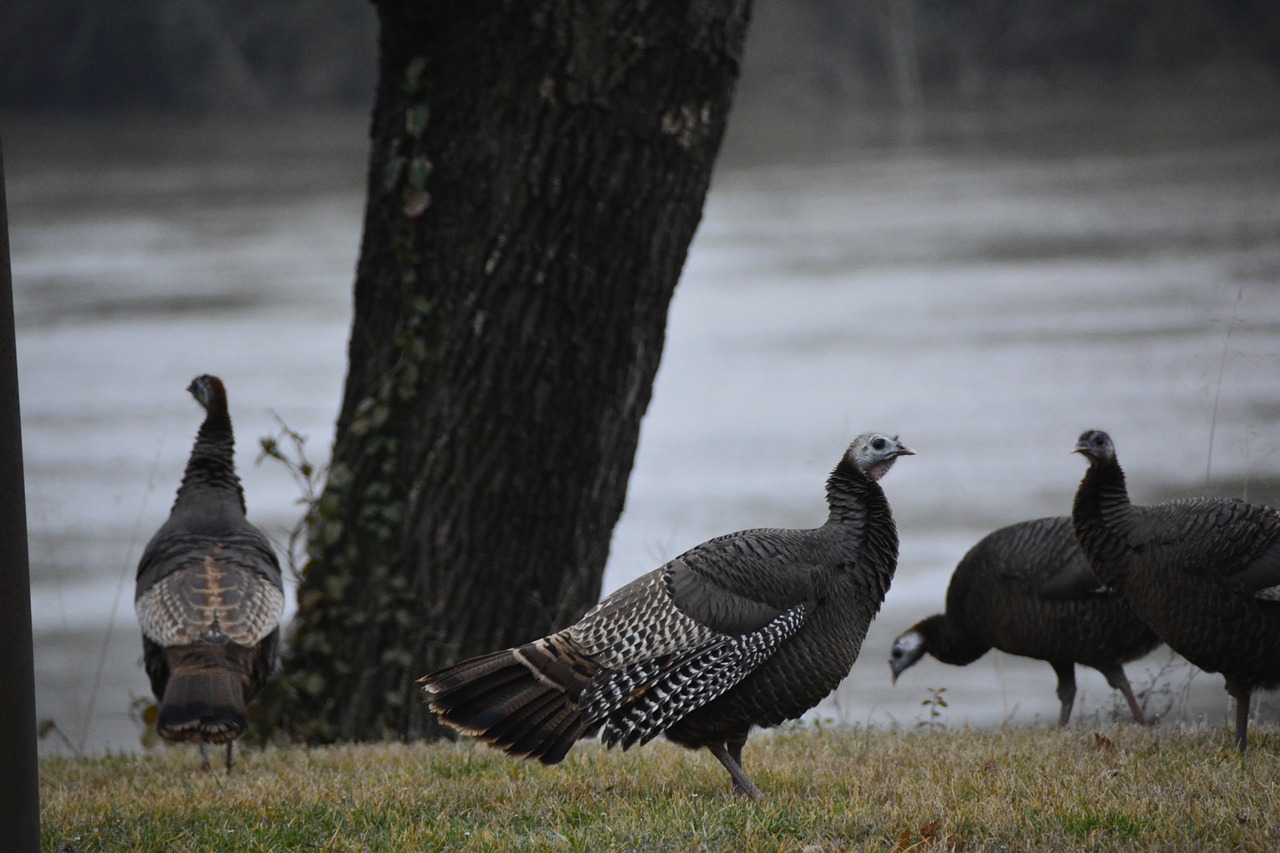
[
  {"xmin": 1, "ymin": 0, "xmax": 378, "ymax": 113},
  {"xmin": 3, "ymin": 0, "xmax": 1278, "ymax": 114},
  {"xmin": 810, "ymin": 0, "xmax": 1280, "ymax": 105}
]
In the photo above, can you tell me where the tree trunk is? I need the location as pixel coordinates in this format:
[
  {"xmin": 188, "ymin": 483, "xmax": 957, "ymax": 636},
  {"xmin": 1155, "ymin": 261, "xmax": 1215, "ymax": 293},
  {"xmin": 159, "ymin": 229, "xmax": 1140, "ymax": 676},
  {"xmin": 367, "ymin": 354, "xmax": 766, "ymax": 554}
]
[{"xmin": 276, "ymin": 0, "xmax": 752, "ymax": 743}]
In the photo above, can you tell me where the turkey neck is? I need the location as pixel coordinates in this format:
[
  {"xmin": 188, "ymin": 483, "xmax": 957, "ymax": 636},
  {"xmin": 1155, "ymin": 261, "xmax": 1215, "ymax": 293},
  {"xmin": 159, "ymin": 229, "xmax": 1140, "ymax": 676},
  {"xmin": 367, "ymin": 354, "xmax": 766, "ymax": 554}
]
[
  {"xmin": 174, "ymin": 395, "xmax": 246, "ymax": 514},
  {"xmin": 1072, "ymin": 459, "xmax": 1135, "ymax": 589},
  {"xmin": 824, "ymin": 457, "xmax": 878, "ymax": 530},
  {"xmin": 915, "ymin": 613, "xmax": 988, "ymax": 666},
  {"xmin": 825, "ymin": 457, "xmax": 899, "ymax": 591}
]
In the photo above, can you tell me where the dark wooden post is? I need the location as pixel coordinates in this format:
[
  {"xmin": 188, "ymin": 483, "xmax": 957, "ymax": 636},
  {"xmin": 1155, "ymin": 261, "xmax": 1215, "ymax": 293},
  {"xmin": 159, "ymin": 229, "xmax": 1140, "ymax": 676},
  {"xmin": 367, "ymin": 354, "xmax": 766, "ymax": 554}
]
[{"xmin": 0, "ymin": 131, "xmax": 42, "ymax": 850}]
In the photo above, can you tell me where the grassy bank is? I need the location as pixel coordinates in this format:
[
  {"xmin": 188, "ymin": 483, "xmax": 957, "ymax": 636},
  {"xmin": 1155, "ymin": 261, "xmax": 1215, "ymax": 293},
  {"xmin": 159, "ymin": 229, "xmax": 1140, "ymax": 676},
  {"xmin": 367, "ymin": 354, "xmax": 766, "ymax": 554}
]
[{"xmin": 42, "ymin": 724, "xmax": 1279, "ymax": 851}]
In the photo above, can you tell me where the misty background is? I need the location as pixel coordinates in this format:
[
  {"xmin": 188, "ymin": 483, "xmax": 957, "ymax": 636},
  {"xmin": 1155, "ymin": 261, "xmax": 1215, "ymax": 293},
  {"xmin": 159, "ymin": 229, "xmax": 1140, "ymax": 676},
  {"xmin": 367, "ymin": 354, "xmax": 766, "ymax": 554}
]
[
  {"xmin": 4, "ymin": 2, "xmax": 1280, "ymax": 115},
  {"xmin": 5, "ymin": 1, "xmax": 1280, "ymax": 756}
]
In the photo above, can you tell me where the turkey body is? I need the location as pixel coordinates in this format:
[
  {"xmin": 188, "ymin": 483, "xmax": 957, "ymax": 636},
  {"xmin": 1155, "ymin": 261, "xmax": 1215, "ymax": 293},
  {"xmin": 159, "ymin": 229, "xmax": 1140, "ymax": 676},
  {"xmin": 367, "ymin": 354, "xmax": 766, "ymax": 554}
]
[
  {"xmin": 135, "ymin": 375, "xmax": 285, "ymax": 769},
  {"xmin": 889, "ymin": 517, "xmax": 1160, "ymax": 726},
  {"xmin": 1071, "ymin": 429, "xmax": 1280, "ymax": 751},
  {"xmin": 421, "ymin": 433, "xmax": 913, "ymax": 798}
]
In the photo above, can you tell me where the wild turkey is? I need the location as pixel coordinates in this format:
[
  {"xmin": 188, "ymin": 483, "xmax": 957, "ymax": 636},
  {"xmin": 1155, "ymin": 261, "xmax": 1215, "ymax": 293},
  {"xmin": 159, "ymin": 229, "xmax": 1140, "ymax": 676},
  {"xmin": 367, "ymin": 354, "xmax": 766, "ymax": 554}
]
[
  {"xmin": 1071, "ymin": 429, "xmax": 1280, "ymax": 752},
  {"xmin": 888, "ymin": 516, "xmax": 1160, "ymax": 727},
  {"xmin": 421, "ymin": 433, "xmax": 914, "ymax": 798},
  {"xmin": 134, "ymin": 375, "xmax": 285, "ymax": 769}
]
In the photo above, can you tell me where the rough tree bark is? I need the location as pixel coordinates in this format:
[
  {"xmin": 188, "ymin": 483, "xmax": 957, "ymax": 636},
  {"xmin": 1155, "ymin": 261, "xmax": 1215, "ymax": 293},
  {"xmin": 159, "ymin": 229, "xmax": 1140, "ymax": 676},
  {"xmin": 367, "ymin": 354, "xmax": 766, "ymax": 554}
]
[{"xmin": 277, "ymin": 1, "xmax": 753, "ymax": 742}]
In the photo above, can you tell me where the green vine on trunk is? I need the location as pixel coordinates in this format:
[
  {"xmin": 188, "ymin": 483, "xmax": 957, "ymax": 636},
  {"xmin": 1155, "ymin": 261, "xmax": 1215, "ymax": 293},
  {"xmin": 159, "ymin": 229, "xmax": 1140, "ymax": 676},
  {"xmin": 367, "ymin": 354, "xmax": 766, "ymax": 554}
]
[{"xmin": 262, "ymin": 60, "xmax": 445, "ymax": 742}]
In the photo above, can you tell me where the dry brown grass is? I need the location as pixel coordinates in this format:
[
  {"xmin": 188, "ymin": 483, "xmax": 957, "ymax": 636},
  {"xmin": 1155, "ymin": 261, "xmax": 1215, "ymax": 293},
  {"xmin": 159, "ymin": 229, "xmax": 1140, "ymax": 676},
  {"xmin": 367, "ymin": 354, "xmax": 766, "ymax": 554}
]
[{"xmin": 41, "ymin": 724, "xmax": 1280, "ymax": 851}]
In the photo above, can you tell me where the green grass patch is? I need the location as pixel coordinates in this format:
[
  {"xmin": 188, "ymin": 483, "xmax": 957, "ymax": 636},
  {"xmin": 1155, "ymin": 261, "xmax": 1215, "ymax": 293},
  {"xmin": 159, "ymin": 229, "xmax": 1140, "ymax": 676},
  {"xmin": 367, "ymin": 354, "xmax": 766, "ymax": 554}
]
[{"xmin": 42, "ymin": 726, "xmax": 1280, "ymax": 851}]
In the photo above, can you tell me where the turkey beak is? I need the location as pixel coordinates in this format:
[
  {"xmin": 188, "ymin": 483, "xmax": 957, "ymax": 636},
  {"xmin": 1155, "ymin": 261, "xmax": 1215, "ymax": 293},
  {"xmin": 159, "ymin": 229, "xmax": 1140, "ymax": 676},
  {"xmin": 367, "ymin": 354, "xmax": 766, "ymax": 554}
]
[
  {"xmin": 895, "ymin": 445, "xmax": 916, "ymax": 458},
  {"xmin": 890, "ymin": 657, "xmax": 906, "ymax": 684}
]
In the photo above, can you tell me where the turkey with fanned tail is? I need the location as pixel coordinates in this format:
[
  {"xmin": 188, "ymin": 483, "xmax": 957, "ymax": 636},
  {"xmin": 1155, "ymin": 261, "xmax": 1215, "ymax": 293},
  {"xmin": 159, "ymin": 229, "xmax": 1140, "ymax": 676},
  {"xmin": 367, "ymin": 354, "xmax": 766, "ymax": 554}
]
[
  {"xmin": 889, "ymin": 516, "xmax": 1161, "ymax": 726},
  {"xmin": 135, "ymin": 375, "xmax": 285, "ymax": 769},
  {"xmin": 420, "ymin": 432, "xmax": 913, "ymax": 798},
  {"xmin": 1071, "ymin": 429, "xmax": 1280, "ymax": 752}
]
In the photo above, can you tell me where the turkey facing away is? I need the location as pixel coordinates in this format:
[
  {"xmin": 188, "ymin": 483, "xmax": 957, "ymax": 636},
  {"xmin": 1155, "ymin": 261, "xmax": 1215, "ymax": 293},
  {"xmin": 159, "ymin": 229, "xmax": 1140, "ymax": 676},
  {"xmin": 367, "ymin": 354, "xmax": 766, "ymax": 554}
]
[
  {"xmin": 421, "ymin": 433, "xmax": 914, "ymax": 799},
  {"xmin": 1072, "ymin": 429, "xmax": 1280, "ymax": 752},
  {"xmin": 888, "ymin": 516, "xmax": 1161, "ymax": 727},
  {"xmin": 135, "ymin": 375, "xmax": 285, "ymax": 769}
]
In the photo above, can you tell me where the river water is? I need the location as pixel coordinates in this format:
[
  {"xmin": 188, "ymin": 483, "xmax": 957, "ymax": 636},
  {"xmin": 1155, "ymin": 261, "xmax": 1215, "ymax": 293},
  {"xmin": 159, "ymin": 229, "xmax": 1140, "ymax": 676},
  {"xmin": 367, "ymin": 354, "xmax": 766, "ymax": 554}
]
[{"xmin": 9, "ymin": 84, "xmax": 1280, "ymax": 756}]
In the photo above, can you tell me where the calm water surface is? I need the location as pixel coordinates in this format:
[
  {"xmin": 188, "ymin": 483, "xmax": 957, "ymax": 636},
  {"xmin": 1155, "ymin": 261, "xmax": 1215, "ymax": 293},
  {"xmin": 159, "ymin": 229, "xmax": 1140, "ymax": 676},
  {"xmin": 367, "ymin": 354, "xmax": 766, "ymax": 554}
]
[{"xmin": 9, "ymin": 88, "xmax": 1280, "ymax": 756}]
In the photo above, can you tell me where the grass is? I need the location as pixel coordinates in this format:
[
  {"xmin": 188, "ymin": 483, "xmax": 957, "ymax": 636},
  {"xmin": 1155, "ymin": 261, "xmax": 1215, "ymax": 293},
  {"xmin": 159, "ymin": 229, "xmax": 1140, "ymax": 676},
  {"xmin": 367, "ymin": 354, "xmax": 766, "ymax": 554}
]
[{"xmin": 41, "ymin": 724, "xmax": 1280, "ymax": 851}]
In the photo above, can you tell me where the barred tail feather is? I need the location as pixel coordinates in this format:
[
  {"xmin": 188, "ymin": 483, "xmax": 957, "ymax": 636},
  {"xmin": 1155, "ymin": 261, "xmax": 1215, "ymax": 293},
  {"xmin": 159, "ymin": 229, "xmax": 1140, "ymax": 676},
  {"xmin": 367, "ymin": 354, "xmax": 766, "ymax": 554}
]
[
  {"xmin": 515, "ymin": 704, "xmax": 588, "ymax": 764},
  {"xmin": 488, "ymin": 688, "xmax": 588, "ymax": 761},
  {"xmin": 157, "ymin": 647, "xmax": 248, "ymax": 744},
  {"xmin": 420, "ymin": 634, "xmax": 597, "ymax": 764}
]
